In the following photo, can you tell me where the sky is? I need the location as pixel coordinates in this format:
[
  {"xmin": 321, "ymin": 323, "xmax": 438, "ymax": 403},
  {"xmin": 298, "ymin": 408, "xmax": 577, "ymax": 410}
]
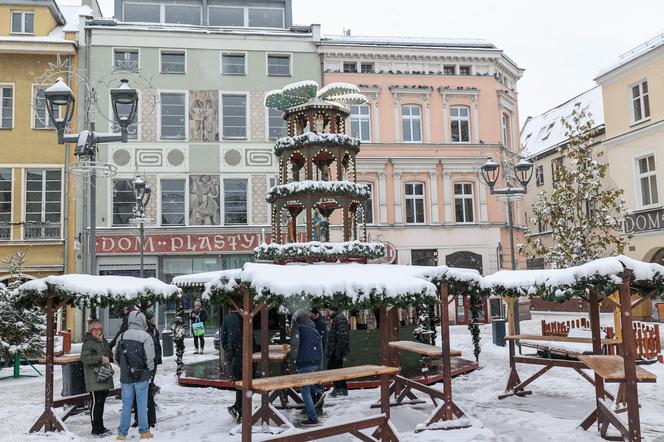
[{"xmin": 90, "ymin": 0, "xmax": 664, "ymax": 127}]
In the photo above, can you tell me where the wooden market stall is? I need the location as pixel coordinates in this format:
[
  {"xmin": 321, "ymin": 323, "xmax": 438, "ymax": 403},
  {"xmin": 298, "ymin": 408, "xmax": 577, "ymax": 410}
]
[{"xmin": 13, "ymin": 274, "xmax": 181, "ymax": 433}]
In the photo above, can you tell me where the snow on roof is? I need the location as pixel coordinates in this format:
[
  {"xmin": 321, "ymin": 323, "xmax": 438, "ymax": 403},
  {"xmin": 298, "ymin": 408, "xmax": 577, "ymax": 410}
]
[
  {"xmin": 173, "ymin": 269, "xmax": 241, "ymax": 287},
  {"xmin": 58, "ymin": 4, "xmax": 93, "ymax": 33},
  {"xmin": 596, "ymin": 31, "xmax": 664, "ymax": 80},
  {"xmin": 520, "ymin": 86, "xmax": 604, "ymax": 159},
  {"xmin": 322, "ymin": 35, "xmax": 495, "ymax": 49}
]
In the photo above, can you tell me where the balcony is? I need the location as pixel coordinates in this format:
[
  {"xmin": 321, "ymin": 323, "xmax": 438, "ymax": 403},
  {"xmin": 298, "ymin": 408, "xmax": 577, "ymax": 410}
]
[{"xmin": 23, "ymin": 222, "xmax": 61, "ymax": 240}]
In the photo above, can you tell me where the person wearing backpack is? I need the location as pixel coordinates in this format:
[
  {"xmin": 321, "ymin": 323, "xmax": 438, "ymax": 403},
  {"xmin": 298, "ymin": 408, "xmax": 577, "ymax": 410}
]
[
  {"xmin": 132, "ymin": 311, "xmax": 162, "ymax": 428},
  {"xmin": 81, "ymin": 319, "xmax": 114, "ymax": 436},
  {"xmin": 190, "ymin": 300, "xmax": 207, "ymax": 354},
  {"xmin": 115, "ymin": 310, "xmax": 155, "ymax": 440}
]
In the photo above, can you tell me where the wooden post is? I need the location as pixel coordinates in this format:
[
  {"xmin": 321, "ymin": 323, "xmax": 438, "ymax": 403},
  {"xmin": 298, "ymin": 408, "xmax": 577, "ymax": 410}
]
[
  {"xmin": 589, "ymin": 288, "xmax": 605, "ymax": 429},
  {"xmin": 505, "ymin": 297, "xmax": 516, "ymax": 336},
  {"xmin": 259, "ymin": 304, "xmax": 269, "ymax": 425},
  {"xmin": 618, "ymin": 269, "xmax": 641, "ymax": 442},
  {"xmin": 379, "ymin": 306, "xmax": 389, "ymax": 367},
  {"xmin": 440, "ymin": 283, "xmax": 452, "ymax": 418},
  {"xmin": 241, "ymin": 287, "xmax": 253, "ymax": 442}
]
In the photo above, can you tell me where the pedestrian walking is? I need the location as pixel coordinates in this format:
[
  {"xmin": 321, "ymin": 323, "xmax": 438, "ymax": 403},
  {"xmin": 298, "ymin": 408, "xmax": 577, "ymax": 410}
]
[
  {"xmin": 132, "ymin": 311, "xmax": 161, "ymax": 428},
  {"xmin": 220, "ymin": 309, "xmax": 243, "ymax": 422},
  {"xmin": 327, "ymin": 306, "xmax": 350, "ymax": 397},
  {"xmin": 115, "ymin": 311, "xmax": 155, "ymax": 440},
  {"xmin": 290, "ymin": 309, "xmax": 324, "ymax": 426},
  {"xmin": 80, "ymin": 320, "xmax": 114, "ymax": 437},
  {"xmin": 190, "ymin": 300, "xmax": 207, "ymax": 354}
]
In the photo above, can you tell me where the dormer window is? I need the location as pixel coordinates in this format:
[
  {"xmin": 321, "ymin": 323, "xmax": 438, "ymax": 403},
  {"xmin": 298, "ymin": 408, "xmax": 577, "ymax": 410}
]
[
  {"xmin": 11, "ymin": 11, "xmax": 34, "ymax": 34},
  {"xmin": 538, "ymin": 122, "xmax": 555, "ymax": 141}
]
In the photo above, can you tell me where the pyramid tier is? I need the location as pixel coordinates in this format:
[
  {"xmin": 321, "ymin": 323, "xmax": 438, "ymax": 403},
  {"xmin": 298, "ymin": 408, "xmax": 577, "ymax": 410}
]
[{"xmin": 254, "ymin": 240, "xmax": 386, "ymax": 264}]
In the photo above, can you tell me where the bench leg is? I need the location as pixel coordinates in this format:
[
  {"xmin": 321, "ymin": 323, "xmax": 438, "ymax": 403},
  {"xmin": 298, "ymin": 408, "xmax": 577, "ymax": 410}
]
[
  {"xmin": 573, "ymin": 368, "xmax": 615, "ymax": 401},
  {"xmin": 29, "ymin": 408, "xmax": 65, "ymax": 433}
]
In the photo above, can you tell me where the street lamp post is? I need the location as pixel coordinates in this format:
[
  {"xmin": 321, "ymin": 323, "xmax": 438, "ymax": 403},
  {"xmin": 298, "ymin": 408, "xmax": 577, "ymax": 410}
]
[
  {"xmin": 480, "ymin": 157, "xmax": 534, "ymax": 335},
  {"xmin": 44, "ymin": 77, "xmax": 138, "ymax": 275},
  {"xmin": 131, "ymin": 176, "xmax": 151, "ymax": 278}
]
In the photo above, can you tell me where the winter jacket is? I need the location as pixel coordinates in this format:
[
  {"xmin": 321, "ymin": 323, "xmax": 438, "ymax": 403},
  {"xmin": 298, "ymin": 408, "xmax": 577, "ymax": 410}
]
[
  {"xmin": 190, "ymin": 308, "xmax": 207, "ymax": 325},
  {"xmin": 147, "ymin": 324, "xmax": 162, "ymax": 366},
  {"xmin": 221, "ymin": 311, "xmax": 243, "ymax": 380},
  {"xmin": 328, "ymin": 311, "xmax": 350, "ymax": 358},
  {"xmin": 290, "ymin": 309, "xmax": 323, "ymax": 369},
  {"xmin": 80, "ymin": 333, "xmax": 114, "ymax": 392},
  {"xmin": 114, "ymin": 311, "xmax": 155, "ymax": 384}
]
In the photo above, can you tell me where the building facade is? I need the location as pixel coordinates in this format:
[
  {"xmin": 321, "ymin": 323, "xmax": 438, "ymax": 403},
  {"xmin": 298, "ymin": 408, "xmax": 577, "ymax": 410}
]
[
  {"xmin": 80, "ymin": 0, "xmax": 320, "ymax": 331},
  {"xmin": 320, "ymin": 35, "xmax": 525, "ymax": 323}
]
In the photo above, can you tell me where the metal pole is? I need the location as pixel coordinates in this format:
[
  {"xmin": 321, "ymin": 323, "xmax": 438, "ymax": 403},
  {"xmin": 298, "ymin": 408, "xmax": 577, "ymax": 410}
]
[
  {"xmin": 89, "ymin": 123, "xmax": 97, "ymax": 276},
  {"xmin": 507, "ymin": 199, "xmax": 520, "ymax": 335},
  {"xmin": 139, "ymin": 220, "xmax": 144, "ymax": 278}
]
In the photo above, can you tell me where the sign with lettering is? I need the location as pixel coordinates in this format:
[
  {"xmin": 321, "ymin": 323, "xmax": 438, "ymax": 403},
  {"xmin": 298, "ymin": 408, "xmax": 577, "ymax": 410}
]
[
  {"xmin": 96, "ymin": 232, "xmax": 305, "ymax": 255},
  {"xmin": 624, "ymin": 208, "xmax": 664, "ymax": 234}
]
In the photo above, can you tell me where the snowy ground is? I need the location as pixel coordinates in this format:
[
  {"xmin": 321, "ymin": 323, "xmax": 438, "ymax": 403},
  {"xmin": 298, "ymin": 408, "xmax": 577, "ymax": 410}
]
[{"xmin": 1, "ymin": 312, "xmax": 663, "ymax": 441}]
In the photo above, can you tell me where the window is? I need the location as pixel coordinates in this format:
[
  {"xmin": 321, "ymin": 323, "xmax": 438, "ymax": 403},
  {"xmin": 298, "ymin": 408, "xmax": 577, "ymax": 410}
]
[
  {"xmin": 24, "ymin": 169, "xmax": 61, "ymax": 239},
  {"xmin": 631, "ymin": 80, "xmax": 650, "ymax": 123},
  {"xmin": 539, "ymin": 122, "xmax": 555, "ymax": 140},
  {"xmin": 454, "ymin": 183, "xmax": 474, "ymax": 223},
  {"xmin": 111, "ymin": 91, "xmax": 138, "ymax": 139},
  {"xmin": 443, "ymin": 65, "xmax": 456, "ymax": 75},
  {"xmin": 113, "ymin": 48, "xmax": 139, "ymax": 71},
  {"xmin": 221, "ymin": 53, "xmax": 246, "ymax": 75},
  {"xmin": 551, "ymin": 157, "xmax": 563, "ymax": 184},
  {"xmin": 164, "ymin": 4, "xmax": 201, "ymax": 25},
  {"xmin": 268, "ymin": 108, "xmax": 286, "ymax": 140},
  {"xmin": 502, "ymin": 113, "xmax": 511, "ymax": 149},
  {"xmin": 401, "ymin": 105, "xmax": 422, "ymax": 142},
  {"xmin": 222, "ymin": 94, "xmax": 247, "ymax": 139},
  {"xmin": 362, "ymin": 182, "xmax": 374, "ymax": 224},
  {"xmin": 267, "ymin": 54, "xmax": 291, "ymax": 76},
  {"xmin": 208, "ymin": 6, "xmax": 244, "ymax": 26},
  {"xmin": 459, "ymin": 65, "xmax": 471, "ymax": 75},
  {"xmin": 224, "ymin": 179, "xmax": 247, "ymax": 224},
  {"xmin": 405, "ymin": 182, "xmax": 425, "ymax": 224},
  {"xmin": 123, "ymin": 2, "xmax": 160, "ymax": 22},
  {"xmin": 412, "ymin": 249, "xmax": 437, "ymax": 266},
  {"xmin": 248, "ymin": 8, "xmax": 284, "ymax": 28},
  {"xmin": 535, "ymin": 165, "xmax": 544, "ymax": 186},
  {"xmin": 1, "ymin": 86, "xmax": 14, "ymax": 129},
  {"xmin": 361, "ymin": 63, "xmax": 374, "ymax": 73},
  {"xmin": 450, "ymin": 106, "xmax": 470, "ymax": 143},
  {"xmin": 112, "ymin": 179, "xmax": 135, "ymax": 226},
  {"xmin": 637, "ymin": 155, "xmax": 659, "ymax": 206},
  {"xmin": 0, "ymin": 169, "xmax": 10, "ymax": 240},
  {"xmin": 343, "ymin": 62, "xmax": 358, "ymax": 73},
  {"xmin": 160, "ymin": 92, "xmax": 186, "ymax": 140},
  {"xmin": 350, "ymin": 104, "xmax": 371, "ymax": 142},
  {"xmin": 161, "ymin": 179, "xmax": 185, "ymax": 226},
  {"xmin": 161, "ymin": 50, "xmax": 186, "ymax": 74},
  {"xmin": 11, "ymin": 11, "xmax": 34, "ymax": 34}
]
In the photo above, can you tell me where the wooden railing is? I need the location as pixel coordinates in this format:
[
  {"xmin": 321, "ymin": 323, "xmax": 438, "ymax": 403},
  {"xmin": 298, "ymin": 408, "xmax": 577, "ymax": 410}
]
[{"xmin": 541, "ymin": 319, "xmax": 662, "ymax": 363}]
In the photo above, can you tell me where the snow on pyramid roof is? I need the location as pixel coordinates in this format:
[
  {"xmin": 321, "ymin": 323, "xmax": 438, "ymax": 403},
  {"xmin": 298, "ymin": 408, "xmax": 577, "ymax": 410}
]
[
  {"xmin": 520, "ymin": 86, "xmax": 604, "ymax": 159},
  {"xmin": 173, "ymin": 269, "xmax": 241, "ymax": 288},
  {"xmin": 15, "ymin": 274, "xmax": 181, "ymax": 307}
]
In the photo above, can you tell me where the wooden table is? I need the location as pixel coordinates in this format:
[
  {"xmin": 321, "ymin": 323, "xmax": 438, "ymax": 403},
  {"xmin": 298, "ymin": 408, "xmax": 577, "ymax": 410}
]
[
  {"xmin": 578, "ymin": 355, "xmax": 656, "ymax": 440},
  {"xmin": 251, "ymin": 345, "xmax": 300, "ymax": 408},
  {"xmin": 251, "ymin": 344, "xmax": 290, "ymax": 362},
  {"xmin": 388, "ymin": 340, "xmax": 462, "ymax": 357},
  {"xmin": 37, "ymin": 355, "xmax": 81, "ymax": 365},
  {"xmin": 499, "ymin": 336, "xmax": 619, "ymax": 400},
  {"xmin": 238, "ymin": 365, "xmax": 399, "ymax": 440}
]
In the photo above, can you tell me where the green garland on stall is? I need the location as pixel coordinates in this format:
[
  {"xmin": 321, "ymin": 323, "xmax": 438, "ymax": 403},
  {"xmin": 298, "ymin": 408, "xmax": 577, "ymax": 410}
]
[
  {"xmin": 467, "ymin": 291, "xmax": 482, "ymax": 362},
  {"xmin": 173, "ymin": 301, "xmax": 187, "ymax": 377},
  {"xmin": 254, "ymin": 241, "xmax": 385, "ymax": 262},
  {"xmin": 274, "ymin": 133, "xmax": 361, "ymax": 156},
  {"xmin": 266, "ymin": 181, "xmax": 371, "ymax": 204}
]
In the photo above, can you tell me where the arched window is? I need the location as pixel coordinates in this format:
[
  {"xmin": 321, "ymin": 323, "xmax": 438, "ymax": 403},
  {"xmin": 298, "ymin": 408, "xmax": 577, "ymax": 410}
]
[
  {"xmin": 454, "ymin": 182, "xmax": 474, "ymax": 223},
  {"xmin": 502, "ymin": 112, "xmax": 512, "ymax": 149},
  {"xmin": 401, "ymin": 105, "xmax": 422, "ymax": 143},
  {"xmin": 450, "ymin": 106, "xmax": 470, "ymax": 143},
  {"xmin": 404, "ymin": 182, "xmax": 425, "ymax": 224}
]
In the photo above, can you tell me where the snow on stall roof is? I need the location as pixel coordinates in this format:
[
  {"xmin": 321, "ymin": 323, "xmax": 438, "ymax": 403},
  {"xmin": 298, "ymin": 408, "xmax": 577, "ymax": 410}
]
[
  {"xmin": 172, "ymin": 269, "xmax": 241, "ymax": 287},
  {"xmin": 521, "ymin": 86, "xmax": 604, "ymax": 159},
  {"xmin": 17, "ymin": 274, "xmax": 180, "ymax": 300}
]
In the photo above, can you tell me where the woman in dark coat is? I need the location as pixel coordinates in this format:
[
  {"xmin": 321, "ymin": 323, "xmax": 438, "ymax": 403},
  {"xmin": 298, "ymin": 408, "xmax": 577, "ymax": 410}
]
[{"xmin": 81, "ymin": 319, "xmax": 114, "ymax": 436}]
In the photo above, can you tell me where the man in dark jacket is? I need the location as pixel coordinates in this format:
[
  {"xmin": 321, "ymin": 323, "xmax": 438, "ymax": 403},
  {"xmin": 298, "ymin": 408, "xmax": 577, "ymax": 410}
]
[
  {"xmin": 81, "ymin": 320, "xmax": 114, "ymax": 436},
  {"xmin": 220, "ymin": 309, "xmax": 243, "ymax": 422},
  {"xmin": 190, "ymin": 300, "xmax": 208, "ymax": 354},
  {"xmin": 115, "ymin": 311, "xmax": 155, "ymax": 440},
  {"xmin": 290, "ymin": 309, "xmax": 324, "ymax": 426},
  {"xmin": 132, "ymin": 311, "xmax": 161, "ymax": 428},
  {"xmin": 327, "ymin": 306, "xmax": 350, "ymax": 397}
]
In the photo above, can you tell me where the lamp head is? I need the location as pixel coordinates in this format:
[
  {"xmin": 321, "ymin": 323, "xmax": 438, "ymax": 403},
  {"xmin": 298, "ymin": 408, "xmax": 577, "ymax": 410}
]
[
  {"xmin": 110, "ymin": 79, "xmax": 138, "ymax": 139},
  {"xmin": 480, "ymin": 158, "xmax": 500, "ymax": 189},
  {"xmin": 44, "ymin": 77, "xmax": 75, "ymax": 143},
  {"xmin": 514, "ymin": 158, "xmax": 534, "ymax": 188}
]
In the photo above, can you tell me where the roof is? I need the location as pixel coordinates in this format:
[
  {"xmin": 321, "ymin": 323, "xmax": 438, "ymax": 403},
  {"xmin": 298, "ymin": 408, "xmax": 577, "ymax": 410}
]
[
  {"xmin": 322, "ymin": 34, "xmax": 495, "ymax": 49},
  {"xmin": 57, "ymin": 4, "xmax": 93, "ymax": 34},
  {"xmin": 596, "ymin": 31, "xmax": 664, "ymax": 80},
  {"xmin": 520, "ymin": 86, "xmax": 604, "ymax": 159}
]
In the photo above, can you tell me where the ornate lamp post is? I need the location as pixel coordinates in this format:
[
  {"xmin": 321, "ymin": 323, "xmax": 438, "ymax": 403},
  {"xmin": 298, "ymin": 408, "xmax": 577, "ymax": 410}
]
[
  {"xmin": 131, "ymin": 176, "xmax": 151, "ymax": 278},
  {"xmin": 44, "ymin": 77, "xmax": 138, "ymax": 275},
  {"xmin": 480, "ymin": 157, "xmax": 533, "ymax": 335}
]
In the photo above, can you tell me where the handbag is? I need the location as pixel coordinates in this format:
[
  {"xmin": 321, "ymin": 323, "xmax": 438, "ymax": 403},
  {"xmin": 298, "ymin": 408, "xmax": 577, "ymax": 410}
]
[
  {"xmin": 192, "ymin": 321, "xmax": 206, "ymax": 337},
  {"xmin": 94, "ymin": 363, "xmax": 114, "ymax": 383}
]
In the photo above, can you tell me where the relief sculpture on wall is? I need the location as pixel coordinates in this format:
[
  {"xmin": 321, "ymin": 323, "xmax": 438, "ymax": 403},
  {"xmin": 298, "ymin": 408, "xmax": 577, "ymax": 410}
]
[
  {"xmin": 189, "ymin": 90, "xmax": 219, "ymax": 142},
  {"xmin": 189, "ymin": 175, "xmax": 220, "ymax": 225}
]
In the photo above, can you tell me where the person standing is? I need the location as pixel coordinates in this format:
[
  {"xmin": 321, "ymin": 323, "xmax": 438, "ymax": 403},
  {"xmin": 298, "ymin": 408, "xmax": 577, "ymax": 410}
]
[
  {"xmin": 132, "ymin": 311, "xmax": 162, "ymax": 428},
  {"xmin": 220, "ymin": 309, "xmax": 243, "ymax": 422},
  {"xmin": 190, "ymin": 300, "xmax": 207, "ymax": 354},
  {"xmin": 115, "ymin": 311, "xmax": 155, "ymax": 440},
  {"xmin": 327, "ymin": 306, "xmax": 350, "ymax": 397},
  {"xmin": 290, "ymin": 309, "xmax": 324, "ymax": 426},
  {"xmin": 81, "ymin": 320, "xmax": 114, "ymax": 436}
]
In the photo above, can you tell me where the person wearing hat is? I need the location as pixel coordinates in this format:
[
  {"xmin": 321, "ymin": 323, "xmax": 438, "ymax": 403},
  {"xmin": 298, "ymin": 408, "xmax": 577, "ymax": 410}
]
[
  {"xmin": 132, "ymin": 310, "xmax": 161, "ymax": 428},
  {"xmin": 310, "ymin": 308, "xmax": 327, "ymax": 367},
  {"xmin": 326, "ymin": 306, "xmax": 350, "ymax": 397}
]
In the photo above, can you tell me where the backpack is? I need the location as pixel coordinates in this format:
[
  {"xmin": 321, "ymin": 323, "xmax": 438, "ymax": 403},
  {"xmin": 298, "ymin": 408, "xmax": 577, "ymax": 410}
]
[{"xmin": 119, "ymin": 332, "xmax": 146, "ymax": 381}]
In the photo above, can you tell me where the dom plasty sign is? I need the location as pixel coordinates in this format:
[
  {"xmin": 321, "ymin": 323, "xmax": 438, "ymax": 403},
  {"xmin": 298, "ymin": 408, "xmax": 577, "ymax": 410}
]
[{"xmin": 624, "ymin": 208, "xmax": 664, "ymax": 234}]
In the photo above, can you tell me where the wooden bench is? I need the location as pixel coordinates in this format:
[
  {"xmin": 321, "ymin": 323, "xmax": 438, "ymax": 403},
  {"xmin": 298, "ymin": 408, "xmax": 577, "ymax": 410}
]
[
  {"xmin": 236, "ymin": 365, "xmax": 399, "ymax": 440},
  {"xmin": 578, "ymin": 355, "xmax": 656, "ymax": 440},
  {"xmin": 251, "ymin": 345, "xmax": 301, "ymax": 409},
  {"xmin": 499, "ymin": 335, "xmax": 620, "ymax": 400}
]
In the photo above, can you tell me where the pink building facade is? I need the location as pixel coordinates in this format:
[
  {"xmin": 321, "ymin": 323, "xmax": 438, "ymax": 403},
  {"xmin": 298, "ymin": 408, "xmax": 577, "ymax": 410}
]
[{"xmin": 321, "ymin": 36, "xmax": 525, "ymax": 303}]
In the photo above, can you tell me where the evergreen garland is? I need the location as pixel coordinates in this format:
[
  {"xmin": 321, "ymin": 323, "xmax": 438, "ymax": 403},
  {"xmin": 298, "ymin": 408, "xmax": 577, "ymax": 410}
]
[
  {"xmin": 467, "ymin": 291, "xmax": 482, "ymax": 362},
  {"xmin": 173, "ymin": 301, "xmax": 186, "ymax": 377},
  {"xmin": 254, "ymin": 240, "xmax": 385, "ymax": 262},
  {"xmin": 274, "ymin": 133, "xmax": 360, "ymax": 156}
]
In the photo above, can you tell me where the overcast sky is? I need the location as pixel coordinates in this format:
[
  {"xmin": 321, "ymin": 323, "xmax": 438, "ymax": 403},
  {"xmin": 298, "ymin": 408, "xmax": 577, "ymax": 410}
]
[{"xmin": 93, "ymin": 0, "xmax": 664, "ymax": 127}]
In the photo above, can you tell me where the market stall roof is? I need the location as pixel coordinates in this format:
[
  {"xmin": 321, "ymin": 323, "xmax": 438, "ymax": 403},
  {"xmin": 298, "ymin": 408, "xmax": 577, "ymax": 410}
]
[
  {"xmin": 14, "ymin": 274, "xmax": 181, "ymax": 308},
  {"xmin": 172, "ymin": 269, "xmax": 242, "ymax": 288},
  {"xmin": 482, "ymin": 255, "xmax": 664, "ymax": 300}
]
